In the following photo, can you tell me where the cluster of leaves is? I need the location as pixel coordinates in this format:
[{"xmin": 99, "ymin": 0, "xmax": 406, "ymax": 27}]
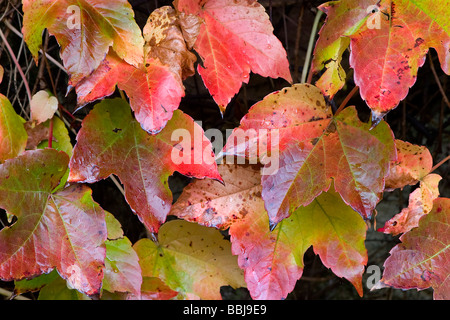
[{"xmin": 0, "ymin": 0, "xmax": 448, "ymax": 300}]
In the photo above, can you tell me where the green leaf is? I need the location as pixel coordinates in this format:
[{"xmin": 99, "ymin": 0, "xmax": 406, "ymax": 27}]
[
  {"xmin": 0, "ymin": 94, "xmax": 27, "ymax": 163},
  {"xmin": 102, "ymin": 212, "xmax": 142, "ymax": 298},
  {"xmin": 224, "ymin": 84, "xmax": 396, "ymax": 225},
  {"xmin": 133, "ymin": 220, "xmax": 245, "ymax": 299}
]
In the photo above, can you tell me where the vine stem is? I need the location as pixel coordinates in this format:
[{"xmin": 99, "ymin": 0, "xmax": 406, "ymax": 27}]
[
  {"xmin": 0, "ymin": 287, "xmax": 30, "ymax": 300},
  {"xmin": 431, "ymin": 154, "xmax": 450, "ymax": 173},
  {"xmin": 0, "ymin": 27, "xmax": 32, "ymax": 104},
  {"xmin": 428, "ymin": 52, "xmax": 450, "ymax": 109},
  {"xmin": 335, "ymin": 86, "xmax": 359, "ymax": 116},
  {"xmin": 301, "ymin": 9, "xmax": 323, "ymax": 84}
]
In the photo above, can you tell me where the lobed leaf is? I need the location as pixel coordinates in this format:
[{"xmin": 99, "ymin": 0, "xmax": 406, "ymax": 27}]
[
  {"xmin": 68, "ymin": 98, "xmax": 221, "ymax": 233},
  {"xmin": 75, "ymin": 6, "xmax": 199, "ymax": 134},
  {"xmin": 175, "ymin": 0, "xmax": 292, "ymax": 110},
  {"xmin": 230, "ymin": 187, "xmax": 368, "ymax": 299},
  {"xmin": 224, "ymin": 84, "xmax": 396, "ymax": 225},
  {"xmin": 22, "ymin": 0, "xmax": 144, "ymax": 87},
  {"xmin": 75, "ymin": 51, "xmax": 185, "ymax": 134},
  {"xmin": 312, "ymin": 0, "xmax": 450, "ymax": 121},
  {"xmin": 374, "ymin": 197, "xmax": 450, "ymax": 300},
  {"xmin": 133, "ymin": 220, "xmax": 245, "ymax": 299},
  {"xmin": 0, "ymin": 149, "xmax": 107, "ymax": 296}
]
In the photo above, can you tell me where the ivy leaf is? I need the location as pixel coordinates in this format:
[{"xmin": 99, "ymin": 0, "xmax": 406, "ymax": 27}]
[
  {"xmin": 75, "ymin": 51, "xmax": 185, "ymax": 134},
  {"xmin": 224, "ymin": 84, "xmax": 396, "ymax": 225},
  {"xmin": 0, "ymin": 94, "xmax": 27, "ymax": 163},
  {"xmin": 68, "ymin": 98, "xmax": 221, "ymax": 233},
  {"xmin": 22, "ymin": 0, "xmax": 144, "ymax": 86},
  {"xmin": 102, "ymin": 212, "xmax": 142, "ymax": 298},
  {"xmin": 133, "ymin": 220, "xmax": 245, "ymax": 299},
  {"xmin": 171, "ymin": 163, "xmax": 367, "ymax": 299},
  {"xmin": 380, "ymin": 173, "xmax": 442, "ymax": 236},
  {"xmin": 231, "ymin": 188, "xmax": 367, "ymax": 299},
  {"xmin": 312, "ymin": 0, "xmax": 450, "ymax": 121},
  {"xmin": 175, "ymin": 0, "xmax": 292, "ymax": 110},
  {"xmin": 374, "ymin": 198, "xmax": 450, "ymax": 300},
  {"xmin": 0, "ymin": 149, "xmax": 107, "ymax": 296},
  {"xmin": 385, "ymin": 139, "xmax": 433, "ymax": 190},
  {"xmin": 171, "ymin": 161, "xmax": 263, "ymax": 230},
  {"xmin": 143, "ymin": 6, "xmax": 197, "ymax": 83}
]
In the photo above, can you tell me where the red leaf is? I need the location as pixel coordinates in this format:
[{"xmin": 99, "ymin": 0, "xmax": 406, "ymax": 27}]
[
  {"xmin": 0, "ymin": 149, "xmax": 106, "ymax": 296},
  {"xmin": 75, "ymin": 51, "xmax": 185, "ymax": 134},
  {"xmin": 22, "ymin": 0, "xmax": 144, "ymax": 87},
  {"xmin": 75, "ymin": 6, "xmax": 197, "ymax": 134},
  {"xmin": 375, "ymin": 198, "xmax": 450, "ymax": 300},
  {"xmin": 172, "ymin": 163, "xmax": 368, "ymax": 299},
  {"xmin": 229, "ymin": 186, "xmax": 367, "ymax": 299},
  {"xmin": 312, "ymin": 0, "xmax": 450, "ymax": 119},
  {"xmin": 175, "ymin": 0, "xmax": 292, "ymax": 109},
  {"xmin": 224, "ymin": 84, "xmax": 396, "ymax": 225},
  {"xmin": 68, "ymin": 98, "xmax": 221, "ymax": 233}
]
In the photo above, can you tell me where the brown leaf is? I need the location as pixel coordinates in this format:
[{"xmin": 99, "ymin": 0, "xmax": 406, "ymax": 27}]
[
  {"xmin": 144, "ymin": 6, "xmax": 197, "ymax": 82},
  {"xmin": 178, "ymin": 12, "xmax": 202, "ymax": 50}
]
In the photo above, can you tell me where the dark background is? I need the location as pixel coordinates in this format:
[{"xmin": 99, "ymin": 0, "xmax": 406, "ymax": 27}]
[{"xmin": 0, "ymin": 0, "xmax": 448, "ymax": 300}]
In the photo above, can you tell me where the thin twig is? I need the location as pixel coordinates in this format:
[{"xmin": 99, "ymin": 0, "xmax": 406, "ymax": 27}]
[
  {"xmin": 335, "ymin": 86, "xmax": 359, "ymax": 116},
  {"xmin": 109, "ymin": 175, "xmax": 125, "ymax": 197},
  {"xmin": 3, "ymin": 20, "xmax": 65, "ymax": 72},
  {"xmin": 301, "ymin": 10, "xmax": 323, "ymax": 83},
  {"xmin": 0, "ymin": 287, "xmax": 30, "ymax": 300},
  {"xmin": 0, "ymin": 27, "xmax": 32, "ymax": 104},
  {"xmin": 293, "ymin": 5, "xmax": 304, "ymax": 83},
  {"xmin": 428, "ymin": 52, "xmax": 450, "ymax": 109},
  {"xmin": 431, "ymin": 154, "xmax": 450, "ymax": 173}
]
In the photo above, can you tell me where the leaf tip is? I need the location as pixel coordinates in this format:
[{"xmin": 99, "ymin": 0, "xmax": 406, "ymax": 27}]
[
  {"xmin": 269, "ymin": 220, "xmax": 278, "ymax": 232},
  {"xmin": 370, "ymin": 110, "xmax": 386, "ymax": 129}
]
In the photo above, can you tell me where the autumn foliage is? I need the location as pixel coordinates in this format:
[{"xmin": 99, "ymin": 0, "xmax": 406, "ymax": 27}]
[{"xmin": 0, "ymin": 0, "xmax": 449, "ymax": 300}]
